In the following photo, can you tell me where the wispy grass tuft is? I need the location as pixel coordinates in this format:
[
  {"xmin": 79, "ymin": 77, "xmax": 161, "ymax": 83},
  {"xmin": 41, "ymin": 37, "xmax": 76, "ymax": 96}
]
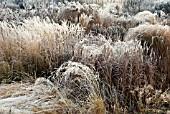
[{"xmin": 0, "ymin": 17, "xmax": 84, "ymax": 83}]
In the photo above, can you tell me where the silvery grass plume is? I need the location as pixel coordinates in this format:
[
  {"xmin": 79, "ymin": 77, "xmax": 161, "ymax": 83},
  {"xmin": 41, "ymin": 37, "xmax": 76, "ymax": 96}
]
[
  {"xmin": 0, "ymin": 17, "xmax": 84, "ymax": 83},
  {"xmin": 73, "ymin": 33, "xmax": 157, "ymax": 111}
]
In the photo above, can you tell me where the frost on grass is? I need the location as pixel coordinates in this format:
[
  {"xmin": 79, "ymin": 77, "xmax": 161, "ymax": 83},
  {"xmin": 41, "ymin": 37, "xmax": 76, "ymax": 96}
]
[
  {"xmin": 79, "ymin": 0, "xmax": 124, "ymax": 5},
  {"xmin": 33, "ymin": 77, "xmax": 56, "ymax": 95},
  {"xmin": 125, "ymin": 24, "xmax": 170, "ymax": 41},
  {"xmin": 0, "ymin": 62, "xmax": 104, "ymax": 114},
  {"xmin": 134, "ymin": 11, "xmax": 157, "ymax": 24},
  {"xmin": 0, "ymin": 17, "xmax": 84, "ymax": 82},
  {"xmin": 131, "ymin": 85, "xmax": 170, "ymax": 113},
  {"xmin": 73, "ymin": 34, "xmax": 150, "ymax": 110},
  {"xmin": 49, "ymin": 61, "xmax": 100, "ymax": 104},
  {"xmin": 125, "ymin": 24, "xmax": 170, "ymax": 55},
  {"xmin": 125, "ymin": 24, "xmax": 170, "ymax": 90},
  {"xmin": 74, "ymin": 34, "xmax": 143, "ymax": 64},
  {"xmin": 0, "ymin": 0, "xmax": 170, "ymax": 113},
  {"xmin": 97, "ymin": 3, "xmax": 122, "ymax": 27},
  {"xmin": 74, "ymin": 34, "xmax": 108, "ymax": 62}
]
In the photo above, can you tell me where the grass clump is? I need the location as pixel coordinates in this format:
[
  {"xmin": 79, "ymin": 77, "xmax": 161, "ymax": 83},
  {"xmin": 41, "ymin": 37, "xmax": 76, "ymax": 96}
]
[
  {"xmin": 0, "ymin": 17, "xmax": 84, "ymax": 83},
  {"xmin": 125, "ymin": 24, "xmax": 170, "ymax": 91}
]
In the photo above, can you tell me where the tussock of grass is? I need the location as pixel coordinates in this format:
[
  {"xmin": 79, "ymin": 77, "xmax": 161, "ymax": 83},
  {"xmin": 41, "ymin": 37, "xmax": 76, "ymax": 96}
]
[
  {"xmin": 134, "ymin": 11, "xmax": 157, "ymax": 24},
  {"xmin": 0, "ymin": 17, "xmax": 84, "ymax": 83},
  {"xmin": 125, "ymin": 24, "xmax": 170, "ymax": 60},
  {"xmin": 73, "ymin": 34, "xmax": 158, "ymax": 112},
  {"xmin": 49, "ymin": 61, "xmax": 100, "ymax": 104},
  {"xmin": 125, "ymin": 24, "xmax": 170, "ymax": 90}
]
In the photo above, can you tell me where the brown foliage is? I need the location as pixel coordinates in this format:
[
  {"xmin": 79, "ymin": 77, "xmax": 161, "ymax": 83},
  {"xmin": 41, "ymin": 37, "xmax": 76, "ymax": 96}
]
[{"xmin": 125, "ymin": 24, "xmax": 170, "ymax": 90}]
